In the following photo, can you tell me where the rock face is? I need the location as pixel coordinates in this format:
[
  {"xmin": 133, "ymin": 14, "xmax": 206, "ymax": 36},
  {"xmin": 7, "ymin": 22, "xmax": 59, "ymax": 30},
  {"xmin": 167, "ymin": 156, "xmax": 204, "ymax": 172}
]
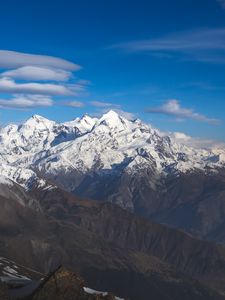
[
  {"xmin": 5, "ymin": 264, "xmax": 225, "ymax": 300},
  {"xmin": 29, "ymin": 267, "xmax": 225, "ymax": 300},
  {"xmin": 34, "ymin": 186, "xmax": 225, "ymax": 295},
  {"xmin": 1, "ymin": 181, "xmax": 225, "ymax": 299},
  {"xmin": 0, "ymin": 111, "xmax": 225, "ymax": 242},
  {"xmin": 0, "ymin": 263, "xmax": 122, "ymax": 300},
  {"xmin": 32, "ymin": 268, "xmax": 121, "ymax": 300}
]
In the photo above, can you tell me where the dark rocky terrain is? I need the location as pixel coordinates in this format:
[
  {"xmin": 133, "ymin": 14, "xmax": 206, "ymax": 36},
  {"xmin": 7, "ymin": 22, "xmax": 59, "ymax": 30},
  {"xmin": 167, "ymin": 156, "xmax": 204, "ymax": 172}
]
[
  {"xmin": 0, "ymin": 265, "xmax": 123, "ymax": 300},
  {"xmin": 72, "ymin": 167, "xmax": 225, "ymax": 243},
  {"xmin": 1, "ymin": 179, "xmax": 225, "ymax": 299}
]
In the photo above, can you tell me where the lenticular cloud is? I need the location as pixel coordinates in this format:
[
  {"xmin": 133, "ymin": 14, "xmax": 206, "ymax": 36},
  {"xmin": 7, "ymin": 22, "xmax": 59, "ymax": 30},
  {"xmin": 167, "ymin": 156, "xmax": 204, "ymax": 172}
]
[{"xmin": 0, "ymin": 50, "xmax": 80, "ymax": 70}]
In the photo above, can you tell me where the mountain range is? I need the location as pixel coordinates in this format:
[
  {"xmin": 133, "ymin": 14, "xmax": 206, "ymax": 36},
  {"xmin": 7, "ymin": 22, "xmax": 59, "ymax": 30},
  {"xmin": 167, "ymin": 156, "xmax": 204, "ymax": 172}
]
[{"xmin": 0, "ymin": 110, "xmax": 225, "ymax": 242}]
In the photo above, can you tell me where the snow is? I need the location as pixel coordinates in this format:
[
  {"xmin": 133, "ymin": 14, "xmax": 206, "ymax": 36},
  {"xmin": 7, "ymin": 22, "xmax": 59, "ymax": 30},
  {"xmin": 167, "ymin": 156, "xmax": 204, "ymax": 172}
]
[
  {"xmin": 97, "ymin": 110, "xmax": 128, "ymax": 129},
  {"xmin": 83, "ymin": 287, "xmax": 124, "ymax": 299},
  {"xmin": 84, "ymin": 287, "xmax": 108, "ymax": 296},
  {"xmin": 0, "ymin": 164, "xmax": 47, "ymax": 190},
  {"xmin": 0, "ymin": 175, "xmax": 13, "ymax": 186},
  {"xmin": 0, "ymin": 257, "xmax": 31, "ymax": 281},
  {"xmin": 64, "ymin": 114, "xmax": 97, "ymax": 134},
  {"xmin": 4, "ymin": 266, "xmax": 19, "ymax": 275},
  {"xmin": 0, "ymin": 110, "xmax": 224, "ymax": 190}
]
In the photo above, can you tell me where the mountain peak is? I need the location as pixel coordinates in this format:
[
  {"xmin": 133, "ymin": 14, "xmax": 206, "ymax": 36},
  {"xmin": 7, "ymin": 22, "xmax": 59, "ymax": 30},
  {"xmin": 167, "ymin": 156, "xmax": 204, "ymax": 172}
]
[
  {"xmin": 101, "ymin": 110, "xmax": 121, "ymax": 119},
  {"xmin": 97, "ymin": 110, "xmax": 127, "ymax": 129},
  {"xmin": 80, "ymin": 113, "xmax": 96, "ymax": 123},
  {"xmin": 31, "ymin": 114, "xmax": 54, "ymax": 122},
  {"xmin": 32, "ymin": 114, "xmax": 45, "ymax": 119},
  {"xmin": 63, "ymin": 114, "xmax": 97, "ymax": 134},
  {"xmin": 25, "ymin": 114, "xmax": 54, "ymax": 125},
  {"xmin": 21, "ymin": 115, "xmax": 55, "ymax": 132}
]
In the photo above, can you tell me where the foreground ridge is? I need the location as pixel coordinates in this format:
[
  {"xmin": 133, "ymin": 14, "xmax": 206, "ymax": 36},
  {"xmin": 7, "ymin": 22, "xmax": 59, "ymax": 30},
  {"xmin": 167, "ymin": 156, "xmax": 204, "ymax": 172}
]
[{"xmin": 0, "ymin": 263, "xmax": 124, "ymax": 300}]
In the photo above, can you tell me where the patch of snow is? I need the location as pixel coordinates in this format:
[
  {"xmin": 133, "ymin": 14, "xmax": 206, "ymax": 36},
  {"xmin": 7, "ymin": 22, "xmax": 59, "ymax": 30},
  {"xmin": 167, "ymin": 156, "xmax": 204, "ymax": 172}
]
[
  {"xmin": 4, "ymin": 266, "xmax": 18, "ymax": 275},
  {"xmin": 83, "ymin": 287, "xmax": 124, "ymax": 299},
  {"xmin": 0, "ymin": 258, "xmax": 31, "ymax": 281},
  {"xmin": 0, "ymin": 175, "xmax": 13, "ymax": 186}
]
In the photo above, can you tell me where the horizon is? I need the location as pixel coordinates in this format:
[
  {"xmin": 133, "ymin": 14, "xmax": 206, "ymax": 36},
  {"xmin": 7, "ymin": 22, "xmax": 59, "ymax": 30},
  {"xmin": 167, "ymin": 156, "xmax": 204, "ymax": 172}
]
[{"xmin": 0, "ymin": 0, "xmax": 224, "ymax": 144}]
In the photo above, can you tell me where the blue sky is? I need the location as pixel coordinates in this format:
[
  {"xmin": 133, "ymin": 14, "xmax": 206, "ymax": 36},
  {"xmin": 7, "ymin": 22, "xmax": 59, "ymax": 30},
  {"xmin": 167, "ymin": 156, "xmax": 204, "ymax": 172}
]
[{"xmin": 0, "ymin": 0, "xmax": 225, "ymax": 142}]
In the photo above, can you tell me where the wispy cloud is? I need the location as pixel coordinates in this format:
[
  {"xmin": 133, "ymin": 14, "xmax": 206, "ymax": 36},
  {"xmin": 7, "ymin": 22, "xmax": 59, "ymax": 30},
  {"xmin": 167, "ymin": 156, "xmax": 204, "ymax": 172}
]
[
  {"xmin": 2, "ymin": 66, "xmax": 72, "ymax": 81},
  {"xmin": 0, "ymin": 50, "xmax": 80, "ymax": 70},
  {"xmin": 90, "ymin": 100, "xmax": 120, "ymax": 108},
  {"xmin": 145, "ymin": 99, "xmax": 220, "ymax": 125},
  {"xmin": 179, "ymin": 81, "xmax": 223, "ymax": 91},
  {"xmin": 0, "ymin": 50, "xmax": 87, "ymax": 109},
  {"xmin": 0, "ymin": 95, "xmax": 53, "ymax": 109},
  {"xmin": 0, "ymin": 77, "xmax": 73, "ymax": 96},
  {"xmin": 110, "ymin": 28, "xmax": 225, "ymax": 63},
  {"xmin": 217, "ymin": 0, "xmax": 225, "ymax": 8},
  {"xmin": 65, "ymin": 101, "xmax": 85, "ymax": 108}
]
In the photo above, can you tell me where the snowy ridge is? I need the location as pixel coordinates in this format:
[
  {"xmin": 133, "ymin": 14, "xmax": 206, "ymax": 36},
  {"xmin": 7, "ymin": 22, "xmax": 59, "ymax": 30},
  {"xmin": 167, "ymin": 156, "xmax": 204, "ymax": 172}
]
[
  {"xmin": 0, "ymin": 110, "xmax": 224, "ymax": 189},
  {"xmin": 0, "ymin": 164, "xmax": 50, "ymax": 190}
]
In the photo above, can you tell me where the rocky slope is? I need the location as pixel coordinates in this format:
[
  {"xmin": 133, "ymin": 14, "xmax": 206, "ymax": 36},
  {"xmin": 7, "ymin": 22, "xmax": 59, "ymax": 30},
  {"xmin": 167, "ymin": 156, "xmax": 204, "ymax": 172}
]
[
  {"xmin": 0, "ymin": 261, "xmax": 124, "ymax": 300},
  {"xmin": 1, "ymin": 180, "xmax": 225, "ymax": 299}
]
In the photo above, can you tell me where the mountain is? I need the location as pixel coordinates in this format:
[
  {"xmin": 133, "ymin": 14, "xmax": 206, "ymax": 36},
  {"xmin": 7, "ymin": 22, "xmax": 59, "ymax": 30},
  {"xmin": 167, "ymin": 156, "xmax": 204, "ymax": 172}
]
[
  {"xmin": 0, "ymin": 110, "xmax": 225, "ymax": 242},
  {"xmin": 1, "ymin": 180, "xmax": 225, "ymax": 299}
]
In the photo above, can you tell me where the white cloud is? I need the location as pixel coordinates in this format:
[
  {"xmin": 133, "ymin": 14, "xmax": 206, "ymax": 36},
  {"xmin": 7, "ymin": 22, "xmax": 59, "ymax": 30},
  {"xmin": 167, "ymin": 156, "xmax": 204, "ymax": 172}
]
[
  {"xmin": 146, "ymin": 99, "xmax": 220, "ymax": 125},
  {"xmin": 0, "ymin": 95, "xmax": 53, "ymax": 109},
  {"xmin": 0, "ymin": 50, "xmax": 80, "ymax": 70},
  {"xmin": 0, "ymin": 77, "xmax": 73, "ymax": 96},
  {"xmin": 0, "ymin": 50, "xmax": 90, "ymax": 110},
  {"xmin": 65, "ymin": 101, "xmax": 85, "ymax": 108},
  {"xmin": 169, "ymin": 131, "xmax": 225, "ymax": 149},
  {"xmin": 90, "ymin": 101, "xmax": 120, "ymax": 108},
  {"xmin": 2, "ymin": 66, "xmax": 72, "ymax": 81},
  {"xmin": 172, "ymin": 132, "xmax": 191, "ymax": 141},
  {"xmin": 68, "ymin": 82, "xmax": 89, "ymax": 94}
]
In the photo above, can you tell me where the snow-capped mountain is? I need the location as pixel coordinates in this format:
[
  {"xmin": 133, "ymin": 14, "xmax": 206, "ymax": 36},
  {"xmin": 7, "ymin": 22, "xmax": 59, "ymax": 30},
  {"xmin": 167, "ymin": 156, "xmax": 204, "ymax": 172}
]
[
  {"xmin": 0, "ymin": 110, "xmax": 224, "ymax": 187},
  {"xmin": 0, "ymin": 110, "xmax": 225, "ymax": 238}
]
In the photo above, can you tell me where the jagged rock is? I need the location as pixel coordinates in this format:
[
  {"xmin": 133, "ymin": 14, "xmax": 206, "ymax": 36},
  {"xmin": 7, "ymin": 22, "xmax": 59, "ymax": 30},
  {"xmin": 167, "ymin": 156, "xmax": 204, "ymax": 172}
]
[
  {"xmin": 6, "ymin": 267, "xmax": 121, "ymax": 300},
  {"xmin": 32, "ymin": 268, "xmax": 119, "ymax": 300}
]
